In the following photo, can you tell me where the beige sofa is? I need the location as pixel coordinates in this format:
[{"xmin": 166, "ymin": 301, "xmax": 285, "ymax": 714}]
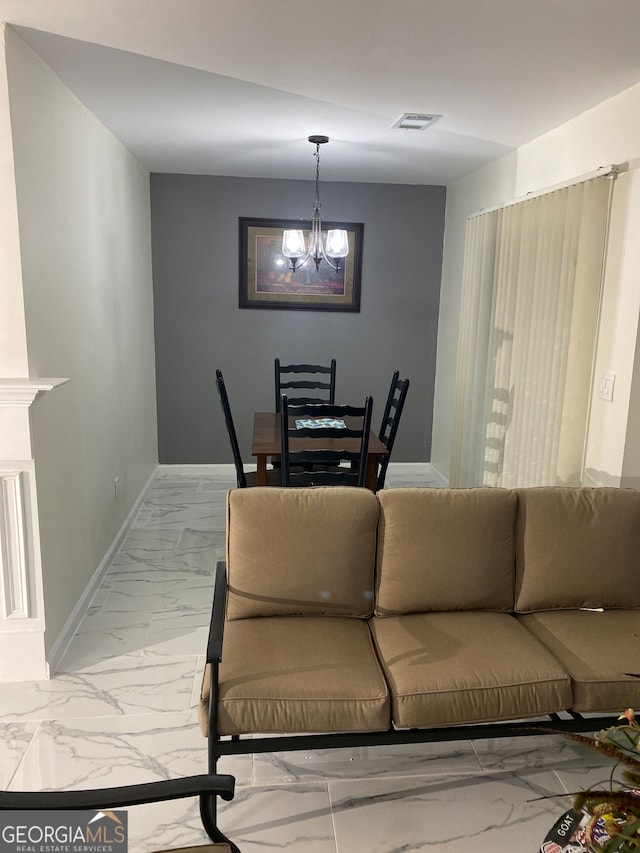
[{"xmin": 200, "ymin": 485, "xmax": 640, "ymax": 806}]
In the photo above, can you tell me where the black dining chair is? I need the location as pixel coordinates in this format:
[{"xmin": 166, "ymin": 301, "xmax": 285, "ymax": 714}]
[
  {"xmin": 280, "ymin": 395, "xmax": 373, "ymax": 487},
  {"xmin": 216, "ymin": 369, "xmax": 280, "ymax": 488},
  {"xmin": 0, "ymin": 773, "xmax": 240, "ymax": 852},
  {"xmin": 376, "ymin": 371, "xmax": 410, "ymax": 490},
  {"xmin": 274, "ymin": 359, "xmax": 337, "ymax": 411}
]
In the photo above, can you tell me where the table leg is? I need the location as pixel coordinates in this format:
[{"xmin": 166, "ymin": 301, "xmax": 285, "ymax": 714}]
[{"xmin": 256, "ymin": 454, "xmax": 267, "ymax": 486}]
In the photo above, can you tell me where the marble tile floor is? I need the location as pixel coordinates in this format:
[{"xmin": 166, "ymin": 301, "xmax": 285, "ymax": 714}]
[{"xmin": 0, "ymin": 467, "xmax": 611, "ymax": 852}]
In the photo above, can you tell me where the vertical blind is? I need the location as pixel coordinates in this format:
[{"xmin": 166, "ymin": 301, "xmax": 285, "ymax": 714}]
[{"xmin": 450, "ymin": 174, "xmax": 615, "ymax": 488}]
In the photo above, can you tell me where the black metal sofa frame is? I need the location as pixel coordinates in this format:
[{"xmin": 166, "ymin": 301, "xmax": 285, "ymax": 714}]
[{"xmin": 203, "ymin": 563, "xmax": 619, "ymax": 848}]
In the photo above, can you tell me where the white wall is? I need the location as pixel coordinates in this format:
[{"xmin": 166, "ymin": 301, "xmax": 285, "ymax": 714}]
[
  {"xmin": 582, "ymin": 168, "xmax": 640, "ymax": 487},
  {"xmin": 0, "ymin": 26, "xmax": 27, "ymax": 377},
  {"xmin": 623, "ymin": 306, "xmax": 640, "ymax": 489},
  {"xmin": 432, "ymin": 81, "xmax": 640, "ymax": 487},
  {"xmin": 5, "ymin": 27, "xmax": 158, "ymax": 658}
]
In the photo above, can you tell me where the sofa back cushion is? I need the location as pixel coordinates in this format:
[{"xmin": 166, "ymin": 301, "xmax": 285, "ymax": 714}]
[
  {"xmin": 226, "ymin": 486, "xmax": 379, "ymax": 620},
  {"xmin": 375, "ymin": 488, "xmax": 517, "ymax": 615},
  {"xmin": 515, "ymin": 487, "xmax": 640, "ymax": 612}
]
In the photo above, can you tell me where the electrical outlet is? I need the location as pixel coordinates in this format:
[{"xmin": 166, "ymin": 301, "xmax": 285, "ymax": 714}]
[{"xmin": 597, "ymin": 371, "xmax": 615, "ymax": 402}]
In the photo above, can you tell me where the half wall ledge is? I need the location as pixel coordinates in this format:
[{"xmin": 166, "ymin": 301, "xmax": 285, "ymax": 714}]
[{"xmin": 0, "ymin": 377, "xmax": 69, "ymax": 682}]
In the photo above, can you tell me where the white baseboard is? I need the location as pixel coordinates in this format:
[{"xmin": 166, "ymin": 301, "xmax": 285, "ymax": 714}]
[
  {"xmin": 383, "ymin": 462, "xmax": 448, "ymax": 487},
  {"xmin": 156, "ymin": 463, "xmax": 237, "ymax": 476},
  {"xmin": 46, "ymin": 466, "xmax": 159, "ymax": 676},
  {"xmin": 426, "ymin": 463, "xmax": 449, "ymax": 487},
  {"xmin": 158, "ymin": 462, "xmax": 446, "ymax": 485}
]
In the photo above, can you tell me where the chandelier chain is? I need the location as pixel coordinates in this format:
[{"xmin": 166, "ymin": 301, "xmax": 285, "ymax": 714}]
[
  {"xmin": 280, "ymin": 134, "xmax": 349, "ymax": 273},
  {"xmin": 315, "ymin": 142, "xmax": 321, "ymax": 210}
]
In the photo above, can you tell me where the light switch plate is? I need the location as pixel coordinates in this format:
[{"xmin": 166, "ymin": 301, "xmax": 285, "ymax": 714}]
[{"xmin": 597, "ymin": 371, "xmax": 615, "ymax": 402}]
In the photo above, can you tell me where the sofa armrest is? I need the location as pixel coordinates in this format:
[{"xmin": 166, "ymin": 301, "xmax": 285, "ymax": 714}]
[
  {"xmin": 0, "ymin": 774, "xmax": 239, "ymax": 852},
  {"xmin": 202, "ymin": 561, "xmax": 229, "ymax": 773},
  {"xmin": 0, "ymin": 774, "xmax": 236, "ymax": 810},
  {"xmin": 207, "ymin": 561, "xmax": 228, "ymax": 663}
]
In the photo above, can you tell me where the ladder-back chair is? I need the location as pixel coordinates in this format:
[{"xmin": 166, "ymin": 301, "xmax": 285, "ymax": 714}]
[
  {"xmin": 280, "ymin": 395, "xmax": 372, "ymax": 487},
  {"xmin": 376, "ymin": 371, "xmax": 410, "ymax": 490},
  {"xmin": 216, "ymin": 369, "xmax": 280, "ymax": 488},
  {"xmin": 274, "ymin": 359, "xmax": 337, "ymax": 412}
]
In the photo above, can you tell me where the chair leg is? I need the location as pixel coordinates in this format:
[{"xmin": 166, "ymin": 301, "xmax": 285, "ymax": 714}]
[{"xmin": 199, "ymin": 792, "xmax": 242, "ymax": 852}]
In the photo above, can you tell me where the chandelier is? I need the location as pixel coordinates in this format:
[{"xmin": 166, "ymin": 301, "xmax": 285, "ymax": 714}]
[{"xmin": 282, "ymin": 135, "xmax": 349, "ymax": 273}]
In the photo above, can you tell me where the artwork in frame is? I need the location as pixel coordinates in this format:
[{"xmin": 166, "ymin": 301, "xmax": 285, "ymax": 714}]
[{"xmin": 239, "ymin": 217, "xmax": 364, "ymax": 312}]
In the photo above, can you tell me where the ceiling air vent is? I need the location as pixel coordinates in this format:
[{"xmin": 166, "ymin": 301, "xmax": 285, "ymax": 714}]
[{"xmin": 391, "ymin": 113, "xmax": 441, "ymax": 130}]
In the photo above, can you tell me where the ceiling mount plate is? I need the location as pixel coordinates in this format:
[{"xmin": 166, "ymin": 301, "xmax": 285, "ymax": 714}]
[{"xmin": 308, "ymin": 135, "xmax": 329, "ymax": 144}]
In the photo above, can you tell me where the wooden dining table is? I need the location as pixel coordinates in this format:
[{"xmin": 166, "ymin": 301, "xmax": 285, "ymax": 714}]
[{"xmin": 251, "ymin": 412, "xmax": 388, "ymax": 492}]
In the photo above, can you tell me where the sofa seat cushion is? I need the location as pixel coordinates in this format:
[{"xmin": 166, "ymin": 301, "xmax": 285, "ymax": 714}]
[
  {"xmin": 515, "ymin": 487, "xmax": 640, "ymax": 612},
  {"xmin": 213, "ymin": 616, "xmax": 390, "ymax": 736},
  {"xmin": 518, "ymin": 610, "xmax": 640, "ymax": 712},
  {"xmin": 226, "ymin": 487, "xmax": 379, "ymax": 619},
  {"xmin": 375, "ymin": 488, "xmax": 517, "ymax": 615},
  {"xmin": 370, "ymin": 611, "xmax": 572, "ymax": 729}
]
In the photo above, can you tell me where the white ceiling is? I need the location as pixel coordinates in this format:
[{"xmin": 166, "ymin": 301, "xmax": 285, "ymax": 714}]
[{"xmin": 2, "ymin": 0, "xmax": 640, "ymax": 184}]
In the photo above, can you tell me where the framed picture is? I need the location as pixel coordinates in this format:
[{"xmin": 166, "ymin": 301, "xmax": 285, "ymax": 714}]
[{"xmin": 239, "ymin": 217, "xmax": 364, "ymax": 312}]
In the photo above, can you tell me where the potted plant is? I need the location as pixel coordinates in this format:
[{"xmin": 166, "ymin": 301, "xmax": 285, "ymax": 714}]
[{"xmin": 542, "ymin": 709, "xmax": 640, "ymax": 852}]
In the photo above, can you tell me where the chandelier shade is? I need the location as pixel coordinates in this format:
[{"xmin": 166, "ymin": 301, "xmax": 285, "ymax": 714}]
[
  {"xmin": 281, "ymin": 229, "xmax": 305, "ymax": 258},
  {"xmin": 282, "ymin": 135, "xmax": 349, "ymax": 272}
]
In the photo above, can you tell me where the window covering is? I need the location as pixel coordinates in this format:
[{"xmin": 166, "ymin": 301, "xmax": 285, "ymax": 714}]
[{"xmin": 450, "ymin": 174, "xmax": 615, "ymax": 487}]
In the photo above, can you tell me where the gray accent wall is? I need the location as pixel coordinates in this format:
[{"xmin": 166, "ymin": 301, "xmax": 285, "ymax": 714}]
[{"xmin": 151, "ymin": 174, "xmax": 445, "ymax": 464}]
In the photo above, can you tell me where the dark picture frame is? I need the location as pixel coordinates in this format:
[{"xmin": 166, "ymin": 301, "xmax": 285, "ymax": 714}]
[{"xmin": 239, "ymin": 217, "xmax": 364, "ymax": 312}]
